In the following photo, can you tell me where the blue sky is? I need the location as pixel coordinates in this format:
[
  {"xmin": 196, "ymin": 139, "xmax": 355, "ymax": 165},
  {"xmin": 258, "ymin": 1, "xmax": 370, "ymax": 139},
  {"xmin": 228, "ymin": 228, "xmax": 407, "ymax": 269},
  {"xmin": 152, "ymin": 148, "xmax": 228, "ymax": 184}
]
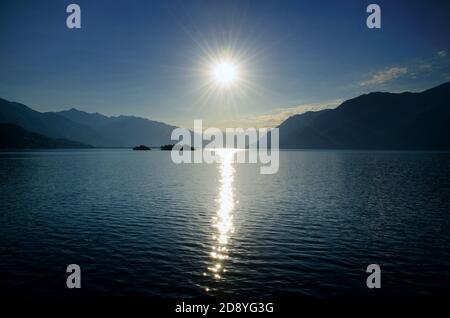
[{"xmin": 0, "ymin": 0, "xmax": 449, "ymax": 128}]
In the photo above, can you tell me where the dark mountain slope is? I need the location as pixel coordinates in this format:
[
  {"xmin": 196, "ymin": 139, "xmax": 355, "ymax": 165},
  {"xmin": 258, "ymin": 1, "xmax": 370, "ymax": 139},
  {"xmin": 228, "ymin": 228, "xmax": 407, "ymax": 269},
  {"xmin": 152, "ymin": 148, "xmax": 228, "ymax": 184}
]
[
  {"xmin": 279, "ymin": 82, "xmax": 450, "ymax": 149},
  {"xmin": 0, "ymin": 99, "xmax": 108, "ymax": 146},
  {"xmin": 0, "ymin": 123, "xmax": 91, "ymax": 149}
]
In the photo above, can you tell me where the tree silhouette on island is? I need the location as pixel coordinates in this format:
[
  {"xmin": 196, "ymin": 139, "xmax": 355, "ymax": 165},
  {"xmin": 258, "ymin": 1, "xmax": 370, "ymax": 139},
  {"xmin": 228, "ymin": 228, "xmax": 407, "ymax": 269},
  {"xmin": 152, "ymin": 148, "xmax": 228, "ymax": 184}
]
[{"xmin": 132, "ymin": 145, "xmax": 151, "ymax": 151}]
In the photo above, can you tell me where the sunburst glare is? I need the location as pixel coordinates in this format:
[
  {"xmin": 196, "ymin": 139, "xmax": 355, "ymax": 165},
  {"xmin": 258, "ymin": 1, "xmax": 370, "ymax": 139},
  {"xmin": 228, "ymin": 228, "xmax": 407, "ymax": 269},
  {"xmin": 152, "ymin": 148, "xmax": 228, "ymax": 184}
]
[
  {"xmin": 212, "ymin": 60, "xmax": 238, "ymax": 86},
  {"xmin": 182, "ymin": 36, "xmax": 270, "ymax": 123}
]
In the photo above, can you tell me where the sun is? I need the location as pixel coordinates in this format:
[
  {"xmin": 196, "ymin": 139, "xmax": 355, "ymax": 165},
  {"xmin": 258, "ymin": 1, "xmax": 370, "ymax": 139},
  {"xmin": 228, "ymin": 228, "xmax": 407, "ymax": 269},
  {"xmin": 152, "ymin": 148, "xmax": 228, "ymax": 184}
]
[{"xmin": 212, "ymin": 60, "xmax": 238, "ymax": 86}]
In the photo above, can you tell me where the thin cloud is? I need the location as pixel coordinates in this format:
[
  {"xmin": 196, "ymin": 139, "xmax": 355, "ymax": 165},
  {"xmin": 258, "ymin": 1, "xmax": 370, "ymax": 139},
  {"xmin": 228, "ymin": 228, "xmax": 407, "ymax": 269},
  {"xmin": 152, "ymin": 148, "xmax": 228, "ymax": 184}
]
[
  {"xmin": 360, "ymin": 67, "xmax": 408, "ymax": 86},
  {"xmin": 437, "ymin": 50, "xmax": 447, "ymax": 57},
  {"xmin": 418, "ymin": 63, "xmax": 432, "ymax": 70}
]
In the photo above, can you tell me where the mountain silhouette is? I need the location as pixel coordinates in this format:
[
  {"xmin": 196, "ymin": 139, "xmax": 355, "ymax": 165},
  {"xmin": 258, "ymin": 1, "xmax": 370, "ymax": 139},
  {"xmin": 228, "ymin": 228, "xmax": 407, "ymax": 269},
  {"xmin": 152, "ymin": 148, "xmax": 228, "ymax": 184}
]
[
  {"xmin": 54, "ymin": 108, "xmax": 178, "ymax": 147},
  {"xmin": 1, "ymin": 82, "xmax": 449, "ymax": 149},
  {"xmin": 0, "ymin": 98, "xmax": 108, "ymax": 146},
  {"xmin": 0, "ymin": 99, "xmax": 177, "ymax": 147},
  {"xmin": 0, "ymin": 123, "xmax": 91, "ymax": 149},
  {"xmin": 279, "ymin": 82, "xmax": 450, "ymax": 149}
]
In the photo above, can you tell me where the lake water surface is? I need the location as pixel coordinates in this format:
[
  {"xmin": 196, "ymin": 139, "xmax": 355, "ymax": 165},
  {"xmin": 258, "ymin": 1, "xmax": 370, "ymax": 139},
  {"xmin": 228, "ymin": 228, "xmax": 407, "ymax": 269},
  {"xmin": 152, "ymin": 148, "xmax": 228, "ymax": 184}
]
[{"xmin": 0, "ymin": 149, "xmax": 449, "ymax": 299}]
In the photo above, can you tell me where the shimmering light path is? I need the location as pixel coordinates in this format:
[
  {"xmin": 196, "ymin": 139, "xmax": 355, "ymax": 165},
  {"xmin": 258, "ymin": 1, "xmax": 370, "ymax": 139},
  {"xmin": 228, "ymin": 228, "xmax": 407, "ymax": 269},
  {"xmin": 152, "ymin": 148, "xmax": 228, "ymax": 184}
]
[{"xmin": 204, "ymin": 149, "xmax": 238, "ymax": 292}]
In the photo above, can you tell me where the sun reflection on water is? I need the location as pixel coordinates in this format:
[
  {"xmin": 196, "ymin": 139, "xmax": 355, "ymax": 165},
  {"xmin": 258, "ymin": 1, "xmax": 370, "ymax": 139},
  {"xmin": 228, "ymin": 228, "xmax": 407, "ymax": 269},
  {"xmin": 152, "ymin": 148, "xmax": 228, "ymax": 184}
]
[{"xmin": 204, "ymin": 149, "xmax": 238, "ymax": 292}]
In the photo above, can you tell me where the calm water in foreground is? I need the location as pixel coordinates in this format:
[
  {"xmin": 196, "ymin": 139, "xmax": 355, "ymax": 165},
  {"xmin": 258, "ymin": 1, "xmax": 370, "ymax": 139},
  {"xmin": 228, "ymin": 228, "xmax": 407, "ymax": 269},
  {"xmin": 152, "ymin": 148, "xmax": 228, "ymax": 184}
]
[{"xmin": 0, "ymin": 149, "xmax": 449, "ymax": 299}]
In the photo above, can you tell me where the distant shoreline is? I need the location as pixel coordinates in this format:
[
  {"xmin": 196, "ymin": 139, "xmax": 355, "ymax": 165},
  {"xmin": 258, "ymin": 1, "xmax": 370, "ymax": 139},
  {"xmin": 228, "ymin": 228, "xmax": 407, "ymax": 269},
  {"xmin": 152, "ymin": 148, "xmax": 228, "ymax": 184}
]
[{"xmin": 2, "ymin": 147, "xmax": 450, "ymax": 152}]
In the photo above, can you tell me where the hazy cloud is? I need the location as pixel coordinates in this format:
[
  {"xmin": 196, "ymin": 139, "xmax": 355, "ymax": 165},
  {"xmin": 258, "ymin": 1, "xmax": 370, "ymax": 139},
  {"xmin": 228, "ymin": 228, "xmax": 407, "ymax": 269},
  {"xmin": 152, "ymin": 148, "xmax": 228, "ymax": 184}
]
[
  {"xmin": 437, "ymin": 50, "xmax": 447, "ymax": 57},
  {"xmin": 360, "ymin": 67, "xmax": 408, "ymax": 86},
  {"xmin": 418, "ymin": 63, "xmax": 432, "ymax": 70}
]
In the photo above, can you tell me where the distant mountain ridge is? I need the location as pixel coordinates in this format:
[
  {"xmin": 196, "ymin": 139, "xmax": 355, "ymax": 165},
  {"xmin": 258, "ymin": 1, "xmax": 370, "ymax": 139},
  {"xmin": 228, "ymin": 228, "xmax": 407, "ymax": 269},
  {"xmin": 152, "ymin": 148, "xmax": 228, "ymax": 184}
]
[
  {"xmin": 0, "ymin": 99, "xmax": 108, "ymax": 146},
  {"xmin": 53, "ymin": 108, "xmax": 177, "ymax": 147},
  {"xmin": 278, "ymin": 82, "xmax": 450, "ymax": 149},
  {"xmin": 0, "ymin": 99, "xmax": 177, "ymax": 147}
]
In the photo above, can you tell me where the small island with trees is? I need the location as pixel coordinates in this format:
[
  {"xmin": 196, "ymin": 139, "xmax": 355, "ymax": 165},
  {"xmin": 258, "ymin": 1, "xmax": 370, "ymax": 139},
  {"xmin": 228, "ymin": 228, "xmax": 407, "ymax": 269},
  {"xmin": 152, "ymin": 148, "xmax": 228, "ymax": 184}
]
[{"xmin": 132, "ymin": 145, "xmax": 151, "ymax": 151}]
